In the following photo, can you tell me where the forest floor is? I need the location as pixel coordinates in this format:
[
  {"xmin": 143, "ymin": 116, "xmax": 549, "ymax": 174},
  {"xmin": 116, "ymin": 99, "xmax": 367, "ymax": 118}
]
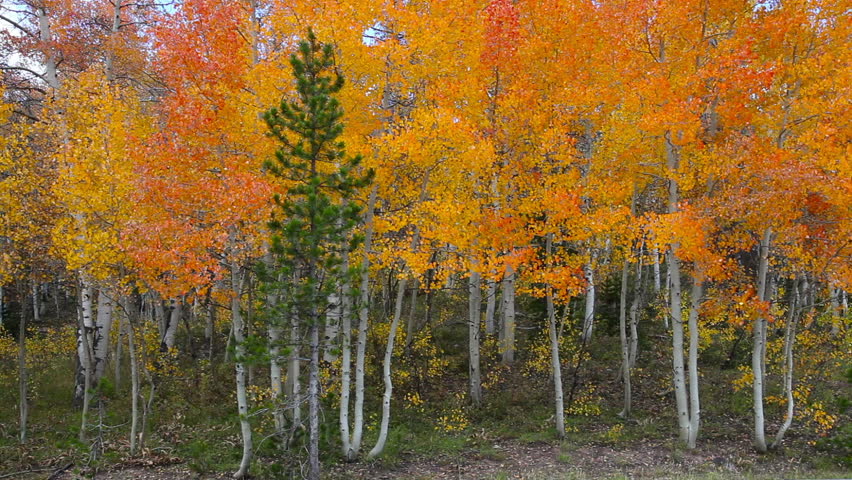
[{"xmin": 21, "ymin": 432, "xmax": 849, "ymax": 480}]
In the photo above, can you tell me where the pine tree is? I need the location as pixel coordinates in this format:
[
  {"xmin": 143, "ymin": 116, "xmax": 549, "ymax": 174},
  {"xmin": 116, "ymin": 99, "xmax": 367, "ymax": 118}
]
[{"xmin": 262, "ymin": 29, "xmax": 372, "ymax": 480}]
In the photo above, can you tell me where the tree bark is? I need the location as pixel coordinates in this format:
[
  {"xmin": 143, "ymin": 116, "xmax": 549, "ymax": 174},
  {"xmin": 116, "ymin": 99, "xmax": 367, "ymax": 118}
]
[
  {"xmin": 628, "ymin": 249, "xmax": 644, "ymax": 370},
  {"xmin": 307, "ymin": 320, "xmax": 321, "ymax": 480},
  {"xmin": 78, "ymin": 283, "xmax": 94, "ymax": 442},
  {"xmin": 652, "ymin": 247, "xmax": 662, "ymax": 294},
  {"xmin": 287, "ymin": 310, "xmax": 302, "ymax": 431},
  {"xmin": 18, "ymin": 283, "xmax": 28, "ymax": 443},
  {"xmin": 581, "ymin": 263, "xmax": 595, "ymax": 343},
  {"xmin": 348, "ymin": 184, "xmax": 376, "ymax": 461},
  {"xmin": 546, "ymin": 234, "xmax": 565, "ymax": 438},
  {"xmin": 124, "ymin": 298, "xmax": 140, "ymax": 456},
  {"xmin": 160, "ymin": 298, "xmax": 181, "ymax": 352},
  {"xmin": 93, "ymin": 291, "xmax": 114, "ymax": 384},
  {"xmin": 485, "ymin": 278, "xmax": 497, "ymax": 336},
  {"xmin": 75, "ymin": 281, "xmax": 95, "ymax": 406},
  {"xmin": 501, "ymin": 265, "xmax": 516, "ymax": 365},
  {"xmin": 368, "ymin": 274, "xmax": 407, "ymax": 459},
  {"xmin": 468, "ymin": 271, "xmax": 482, "ymax": 406},
  {"xmin": 324, "ymin": 289, "xmax": 341, "ymax": 363},
  {"xmin": 231, "ymin": 267, "xmax": 252, "ymax": 479},
  {"xmin": 687, "ymin": 277, "xmax": 703, "ymax": 448},
  {"xmin": 666, "ymin": 130, "xmax": 691, "ymax": 446},
  {"xmin": 619, "ymin": 259, "xmax": 631, "ymax": 419},
  {"xmin": 771, "ymin": 277, "xmax": 799, "ymax": 449},
  {"xmin": 339, "ymin": 247, "xmax": 354, "ymax": 457},
  {"xmin": 752, "ymin": 227, "xmax": 772, "ymax": 453}
]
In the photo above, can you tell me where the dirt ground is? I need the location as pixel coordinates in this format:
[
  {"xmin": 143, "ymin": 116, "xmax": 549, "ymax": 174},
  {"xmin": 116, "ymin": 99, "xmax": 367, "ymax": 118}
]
[{"xmin": 27, "ymin": 436, "xmax": 847, "ymax": 480}]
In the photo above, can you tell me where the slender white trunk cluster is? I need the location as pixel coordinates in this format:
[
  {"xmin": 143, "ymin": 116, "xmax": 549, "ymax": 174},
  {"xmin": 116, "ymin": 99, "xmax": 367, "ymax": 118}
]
[
  {"xmin": 345, "ymin": 185, "xmax": 376, "ymax": 461},
  {"xmin": 752, "ymin": 227, "xmax": 772, "ymax": 453},
  {"xmin": 666, "ymin": 131, "xmax": 701, "ymax": 448}
]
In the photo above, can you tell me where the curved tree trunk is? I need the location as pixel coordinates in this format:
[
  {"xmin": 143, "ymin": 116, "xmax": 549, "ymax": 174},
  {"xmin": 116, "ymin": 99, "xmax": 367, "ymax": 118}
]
[
  {"xmin": 368, "ymin": 274, "xmax": 407, "ymax": 459},
  {"xmin": 752, "ymin": 227, "xmax": 772, "ymax": 453},
  {"xmin": 771, "ymin": 277, "xmax": 799, "ymax": 449}
]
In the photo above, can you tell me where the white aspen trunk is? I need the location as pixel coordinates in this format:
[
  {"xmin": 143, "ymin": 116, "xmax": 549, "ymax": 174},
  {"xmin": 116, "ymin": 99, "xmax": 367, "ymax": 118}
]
[
  {"xmin": 666, "ymin": 130, "xmax": 690, "ymax": 445},
  {"xmin": 829, "ymin": 286, "xmax": 840, "ymax": 336},
  {"xmin": 582, "ymin": 263, "xmax": 595, "ymax": 343},
  {"xmin": 104, "ymin": 0, "xmax": 121, "ymax": 81},
  {"xmin": 687, "ymin": 278, "xmax": 703, "ymax": 449},
  {"xmin": 93, "ymin": 291, "xmax": 114, "ymax": 384},
  {"xmin": 269, "ymin": 322, "xmax": 284, "ymax": 434},
  {"xmin": 161, "ymin": 298, "xmax": 180, "ymax": 352},
  {"xmin": 123, "ymin": 298, "xmax": 140, "ymax": 456},
  {"xmin": 308, "ymin": 320, "xmax": 321, "ymax": 480},
  {"xmin": 619, "ymin": 259, "xmax": 631, "ymax": 419},
  {"xmin": 261, "ymin": 250, "xmax": 284, "ymax": 438},
  {"xmin": 752, "ymin": 227, "xmax": 772, "ymax": 453},
  {"xmin": 114, "ymin": 315, "xmax": 122, "ymax": 389},
  {"xmin": 485, "ymin": 279, "xmax": 497, "ymax": 336},
  {"xmin": 772, "ymin": 278, "xmax": 799, "ymax": 448},
  {"xmin": 78, "ymin": 285, "xmax": 95, "ymax": 442},
  {"xmin": 629, "ymin": 247, "xmax": 644, "ymax": 370},
  {"xmin": 501, "ymin": 266, "xmax": 516, "ymax": 365},
  {"xmin": 231, "ymin": 267, "xmax": 252, "ymax": 479},
  {"xmin": 324, "ymin": 290, "xmax": 341, "ymax": 363},
  {"xmin": 368, "ymin": 275, "xmax": 407, "ymax": 459},
  {"xmin": 652, "ymin": 247, "xmax": 662, "ymax": 294},
  {"xmin": 468, "ymin": 271, "xmax": 482, "ymax": 406},
  {"xmin": 546, "ymin": 234, "xmax": 565, "ymax": 438},
  {"xmin": 349, "ymin": 185, "xmax": 376, "ymax": 460},
  {"xmin": 37, "ymin": 7, "xmax": 58, "ymax": 89},
  {"xmin": 841, "ymin": 290, "xmax": 848, "ymax": 317},
  {"xmin": 288, "ymin": 312, "xmax": 301, "ymax": 428},
  {"xmin": 339, "ymin": 248, "xmax": 353, "ymax": 456},
  {"xmin": 18, "ymin": 287, "xmax": 28, "ymax": 443},
  {"xmin": 75, "ymin": 282, "xmax": 95, "ymax": 405}
]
